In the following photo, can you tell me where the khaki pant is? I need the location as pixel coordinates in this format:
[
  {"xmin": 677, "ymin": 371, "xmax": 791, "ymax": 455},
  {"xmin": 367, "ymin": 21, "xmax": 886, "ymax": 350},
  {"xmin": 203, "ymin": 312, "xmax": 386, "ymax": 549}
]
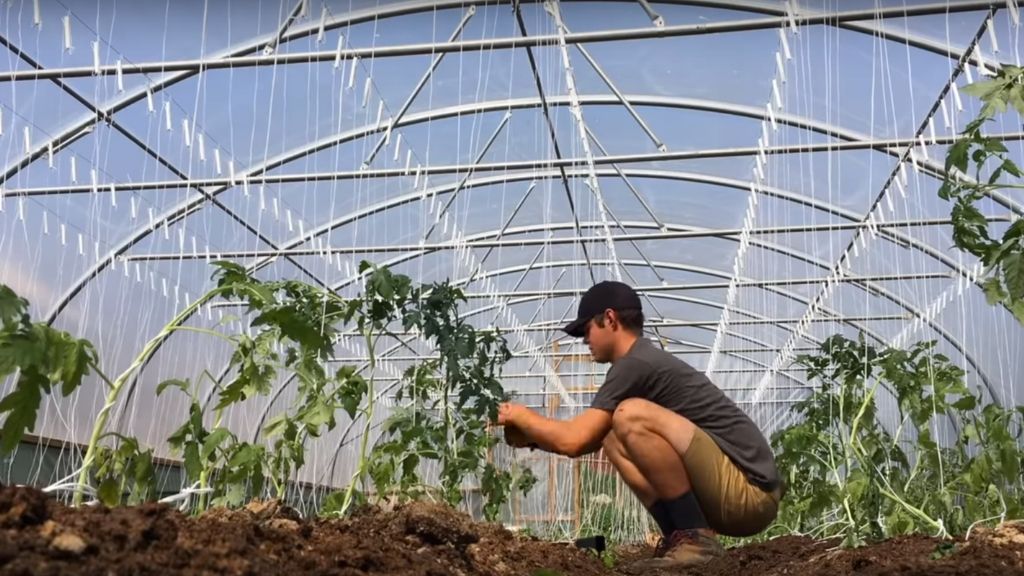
[{"xmin": 683, "ymin": 428, "xmax": 781, "ymax": 537}]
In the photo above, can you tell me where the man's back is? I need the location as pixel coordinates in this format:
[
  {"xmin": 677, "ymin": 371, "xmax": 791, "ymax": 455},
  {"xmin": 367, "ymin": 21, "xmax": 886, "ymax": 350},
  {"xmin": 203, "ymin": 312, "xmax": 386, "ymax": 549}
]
[{"xmin": 591, "ymin": 337, "xmax": 780, "ymax": 491}]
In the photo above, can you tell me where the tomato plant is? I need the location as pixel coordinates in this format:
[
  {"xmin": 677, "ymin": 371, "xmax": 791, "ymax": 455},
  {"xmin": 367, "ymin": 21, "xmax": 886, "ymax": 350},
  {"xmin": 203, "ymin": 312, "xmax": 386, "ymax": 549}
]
[
  {"xmin": 366, "ymin": 280, "xmax": 536, "ymax": 520},
  {"xmin": 941, "ymin": 65, "xmax": 1024, "ymax": 323},
  {"xmin": 772, "ymin": 335, "xmax": 1024, "ymax": 545},
  {"xmin": 0, "ymin": 284, "xmax": 102, "ymax": 455},
  {"xmin": 155, "ymin": 262, "xmax": 355, "ymax": 511},
  {"xmin": 91, "ymin": 433, "xmax": 157, "ymax": 507},
  {"xmin": 2, "ymin": 260, "xmax": 534, "ymax": 520}
]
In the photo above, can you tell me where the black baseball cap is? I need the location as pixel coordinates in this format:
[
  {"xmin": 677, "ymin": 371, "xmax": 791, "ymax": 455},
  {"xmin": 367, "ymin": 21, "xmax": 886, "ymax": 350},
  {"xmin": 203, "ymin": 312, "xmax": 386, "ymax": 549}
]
[{"xmin": 563, "ymin": 281, "xmax": 643, "ymax": 338}]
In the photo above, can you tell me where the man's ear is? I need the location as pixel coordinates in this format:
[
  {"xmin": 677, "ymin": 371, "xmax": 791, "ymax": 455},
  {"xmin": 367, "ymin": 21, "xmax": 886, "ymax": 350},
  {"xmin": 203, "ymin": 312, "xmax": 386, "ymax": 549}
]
[{"xmin": 605, "ymin": 309, "xmax": 619, "ymax": 331}]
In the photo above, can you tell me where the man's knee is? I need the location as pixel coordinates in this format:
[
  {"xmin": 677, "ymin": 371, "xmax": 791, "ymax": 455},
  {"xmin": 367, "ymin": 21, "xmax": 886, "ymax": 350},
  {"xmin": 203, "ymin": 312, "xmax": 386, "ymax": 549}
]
[
  {"xmin": 612, "ymin": 399, "xmax": 697, "ymax": 449},
  {"xmin": 611, "ymin": 398, "xmax": 654, "ymax": 437}
]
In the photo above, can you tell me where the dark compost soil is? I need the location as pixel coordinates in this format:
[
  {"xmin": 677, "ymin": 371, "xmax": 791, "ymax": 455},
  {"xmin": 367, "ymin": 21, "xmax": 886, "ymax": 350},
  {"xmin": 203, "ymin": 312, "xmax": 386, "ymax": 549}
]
[
  {"xmin": 0, "ymin": 485, "xmax": 605, "ymax": 576},
  {"xmin": 617, "ymin": 522, "xmax": 1024, "ymax": 576},
  {"xmin": 2, "ymin": 485, "xmax": 1023, "ymax": 575}
]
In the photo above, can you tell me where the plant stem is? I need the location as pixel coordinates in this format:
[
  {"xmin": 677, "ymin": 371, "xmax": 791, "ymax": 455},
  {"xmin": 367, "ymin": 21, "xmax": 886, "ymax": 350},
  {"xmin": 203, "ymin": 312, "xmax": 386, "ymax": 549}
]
[
  {"xmin": 196, "ymin": 408, "xmax": 225, "ymax": 513},
  {"xmin": 90, "ymin": 362, "xmax": 116, "ymax": 390},
  {"xmin": 73, "ymin": 289, "xmax": 220, "ymax": 506},
  {"xmin": 167, "ymin": 325, "xmax": 233, "ymax": 342},
  {"xmin": 340, "ymin": 327, "xmax": 376, "ymax": 515}
]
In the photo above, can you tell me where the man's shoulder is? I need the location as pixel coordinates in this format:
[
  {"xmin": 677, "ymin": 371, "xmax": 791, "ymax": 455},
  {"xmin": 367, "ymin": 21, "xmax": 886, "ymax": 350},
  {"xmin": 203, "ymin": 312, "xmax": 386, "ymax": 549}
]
[
  {"xmin": 629, "ymin": 340, "xmax": 693, "ymax": 369},
  {"xmin": 608, "ymin": 353, "xmax": 653, "ymax": 376}
]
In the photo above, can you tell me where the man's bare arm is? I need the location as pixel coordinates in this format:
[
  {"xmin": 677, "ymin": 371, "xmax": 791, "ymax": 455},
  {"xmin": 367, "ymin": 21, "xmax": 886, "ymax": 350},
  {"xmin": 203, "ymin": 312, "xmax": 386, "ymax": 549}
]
[{"xmin": 501, "ymin": 404, "xmax": 612, "ymax": 457}]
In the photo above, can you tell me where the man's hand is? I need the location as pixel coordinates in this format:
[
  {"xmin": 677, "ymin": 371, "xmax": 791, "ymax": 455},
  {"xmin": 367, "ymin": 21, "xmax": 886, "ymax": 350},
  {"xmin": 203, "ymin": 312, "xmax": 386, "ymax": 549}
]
[
  {"xmin": 497, "ymin": 403, "xmax": 538, "ymax": 449},
  {"xmin": 497, "ymin": 402, "xmax": 528, "ymax": 427}
]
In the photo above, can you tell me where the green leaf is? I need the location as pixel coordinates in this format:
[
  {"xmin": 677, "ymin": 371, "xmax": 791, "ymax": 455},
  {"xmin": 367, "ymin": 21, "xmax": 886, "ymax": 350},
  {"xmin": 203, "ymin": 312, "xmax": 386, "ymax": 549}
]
[
  {"xmin": 946, "ymin": 139, "xmax": 971, "ymax": 174},
  {"xmin": 982, "ymin": 277, "xmax": 1008, "ymax": 306},
  {"xmin": 1009, "ymin": 84, "xmax": 1024, "ymax": 116},
  {"xmin": 0, "ymin": 379, "xmax": 42, "ymax": 453},
  {"xmin": 962, "ymin": 78, "xmax": 1003, "ymax": 98},
  {"xmin": 0, "ymin": 285, "xmax": 28, "ymax": 327},
  {"xmin": 97, "ymin": 478, "xmax": 121, "ymax": 506},
  {"xmin": 133, "ymin": 452, "xmax": 156, "ymax": 501},
  {"xmin": 952, "ymin": 396, "xmax": 978, "ymax": 412},
  {"xmin": 1002, "ymin": 158, "xmax": 1023, "ymax": 178},
  {"xmin": 201, "ymin": 427, "xmax": 232, "ymax": 461},
  {"xmin": 58, "ymin": 338, "xmax": 94, "ymax": 396},
  {"xmin": 1009, "ymin": 299, "xmax": 1024, "ymax": 324},
  {"xmin": 156, "ymin": 378, "xmax": 190, "ymax": 397},
  {"xmin": 302, "ymin": 400, "xmax": 334, "ymax": 429},
  {"xmin": 183, "ymin": 443, "xmax": 202, "ymax": 481},
  {"xmin": 1002, "ymin": 253, "xmax": 1024, "ymax": 299},
  {"xmin": 320, "ymin": 491, "xmax": 347, "ymax": 516},
  {"xmin": 262, "ymin": 414, "xmax": 289, "ymax": 438}
]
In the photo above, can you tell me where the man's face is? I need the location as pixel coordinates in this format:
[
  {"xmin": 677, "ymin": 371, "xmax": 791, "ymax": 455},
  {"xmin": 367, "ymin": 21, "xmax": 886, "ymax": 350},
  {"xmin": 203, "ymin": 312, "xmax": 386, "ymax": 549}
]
[{"xmin": 583, "ymin": 310, "xmax": 615, "ymax": 363}]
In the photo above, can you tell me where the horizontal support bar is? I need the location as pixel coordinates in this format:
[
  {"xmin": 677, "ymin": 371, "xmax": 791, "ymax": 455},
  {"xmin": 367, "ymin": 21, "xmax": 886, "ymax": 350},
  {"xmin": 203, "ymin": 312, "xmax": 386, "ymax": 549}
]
[
  {"xmin": 327, "ymin": 350, "xmax": 821, "ymax": 362},
  {"xmin": 121, "ymin": 217, "xmax": 1009, "ymax": 261},
  {"xmin": 332, "ymin": 315, "xmax": 907, "ymax": 341},
  {"xmin": 0, "ymin": 1, "xmax": 996, "ymax": 82},
  {"xmin": 459, "ymin": 273, "xmax": 955, "ymax": 298},
  {"xmin": 505, "ymin": 314, "xmax": 911, "ymax": 330},
  {"xmin": 368, "ymin": 366, "xmax": 810, "ymax": 384},
  {"xmin": 507, "ymin": 381, "xmax": 816, "ymax": 389},
  {"xmin": 8, "ymin": 133, "xmax": 1024, "ymax": 198}
]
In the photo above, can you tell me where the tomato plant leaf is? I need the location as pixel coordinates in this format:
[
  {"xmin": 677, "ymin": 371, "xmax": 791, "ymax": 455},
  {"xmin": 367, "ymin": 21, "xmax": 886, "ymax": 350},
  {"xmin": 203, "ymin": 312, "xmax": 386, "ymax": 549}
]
[
  {"xmin": 0, "ymin": 285, "xmax": 28, "ymax": 328},
  {"xmin": 58, "ymin": 337, "xmax": 95, "ymax": 396},
  {"xmin": 97, "ymin": 478, "xmax": 121, "ymax": 507},
  {"xmin": 952, "ymin": 395, "xmax": 978, "ymax": 412},
  {"xmin": 1002, "ymin": 253, "xmax": 1024, "ymax": 299},
  {"xmin": 982, "ymin": 278, "xmax": 1007, "ymax": 306},
  {"xmin": 183, "ymin": 442, "xmax": 202, "ymax": 481},
  {"xmin": 201, "ymin": 427, "xmax": 232, "ymax": 461},
  {"xmin": 0, "ymin": 377, "xmax": 43, "ymax": 453}
]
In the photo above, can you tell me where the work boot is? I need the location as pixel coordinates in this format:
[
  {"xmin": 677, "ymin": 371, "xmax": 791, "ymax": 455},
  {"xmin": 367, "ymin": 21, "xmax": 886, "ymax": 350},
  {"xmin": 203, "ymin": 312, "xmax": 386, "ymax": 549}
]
[{"xmin": 628, "ymin": 528, "xmax": 726, "ymax": 570}]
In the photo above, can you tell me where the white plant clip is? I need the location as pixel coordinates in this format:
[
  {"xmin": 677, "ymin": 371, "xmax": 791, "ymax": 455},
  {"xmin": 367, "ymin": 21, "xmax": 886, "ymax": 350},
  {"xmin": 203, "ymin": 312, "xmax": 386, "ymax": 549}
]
[
  {"xmin": 779, "ymin": 28, "xmax": 792, "ymax": 60},
  {"xmin": 951, "ymin": 82, "xmax": 963, "ymax": 112},
  {"xmin": 92, "ymin": 41, "xmax": 100, "ymax": 76},
  {"xmin": 348, "ymin": 55, "xmax": 359, "ymax": 89},
  {"xmin": 317, "ymin": 6, "xmax": 328, "ymax": 44},
  {"xmin": 986, "ymin": 16, "xmax": 1000, "ymax": 53},
  {"xmin": 334, "ymin": 35, "xmax": 344, "ymax": 69},
  {"xmin": 63, "ymin": 15, "xmax": 73, "ymax": 53},
  {"xmin": 362, "ymin": 77, "xmax": 372, "ymax": 108}
]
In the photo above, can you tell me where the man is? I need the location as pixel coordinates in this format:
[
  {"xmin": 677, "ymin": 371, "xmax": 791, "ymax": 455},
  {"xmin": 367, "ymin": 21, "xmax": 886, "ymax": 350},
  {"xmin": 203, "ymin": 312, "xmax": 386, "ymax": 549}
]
[{"xmin": 496, "ymin": 281, "xmax": 781, "ymax": 568}]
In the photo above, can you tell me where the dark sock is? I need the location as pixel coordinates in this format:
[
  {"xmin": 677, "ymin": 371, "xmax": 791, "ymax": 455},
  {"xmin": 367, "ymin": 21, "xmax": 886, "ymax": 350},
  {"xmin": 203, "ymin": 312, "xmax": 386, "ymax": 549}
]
[
  {"xmin": 647, "ymin": 501, "xmax": 674, "ymax": 536},
  {"xmin": 662, "ymin": 492, "xmax": 708, "ymax": 531}
]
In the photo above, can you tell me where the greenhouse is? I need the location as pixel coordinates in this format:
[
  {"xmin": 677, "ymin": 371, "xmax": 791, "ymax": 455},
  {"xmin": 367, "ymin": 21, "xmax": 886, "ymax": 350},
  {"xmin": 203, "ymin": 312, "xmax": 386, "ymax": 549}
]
[{"xmin": 1, "ymin": 0, "xmax": 1023, "ymax": 574}]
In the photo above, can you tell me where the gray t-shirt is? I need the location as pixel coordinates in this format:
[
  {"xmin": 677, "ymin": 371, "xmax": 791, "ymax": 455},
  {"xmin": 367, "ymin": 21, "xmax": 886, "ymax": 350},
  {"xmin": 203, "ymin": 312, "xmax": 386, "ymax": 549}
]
[{"xmin": 591, "ymin": 337, "xmax": 780, "ymax": 491}]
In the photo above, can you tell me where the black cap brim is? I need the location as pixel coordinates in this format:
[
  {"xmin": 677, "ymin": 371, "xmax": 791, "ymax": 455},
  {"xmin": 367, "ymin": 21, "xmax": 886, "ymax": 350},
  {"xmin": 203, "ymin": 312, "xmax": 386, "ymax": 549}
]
[{"xmin": 563, "ymin": 317, "xmax": 588, "ymax": 338}]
